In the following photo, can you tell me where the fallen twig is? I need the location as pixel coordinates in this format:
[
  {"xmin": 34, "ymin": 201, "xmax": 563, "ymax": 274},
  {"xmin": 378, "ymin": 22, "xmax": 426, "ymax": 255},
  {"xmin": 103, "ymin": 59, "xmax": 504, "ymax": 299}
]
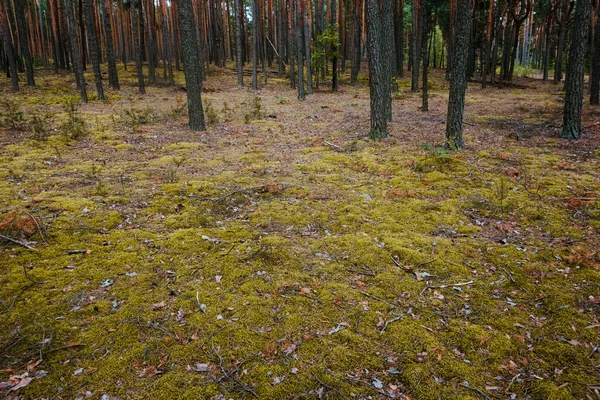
[
  {"xmin": 0, "ymin": 233, "xmax": 37, "ymax": 250},
  {"xmin": 380, "ymin": 315, "xmax": 403, "ymax": 335},
  {"xmin": 460, "ymin": 381, "xmax": 492, "ymax": 400},
  {"xmin": 324, "ymin": 141, "xmax": 344, "ymax": 152},
  {"xmin": 420, "ymin": 280, "xmax": 475, "ymax": 296},
  {"xmin": 359, "ymin": 291, "xmax": 396, "ymax": 308}
]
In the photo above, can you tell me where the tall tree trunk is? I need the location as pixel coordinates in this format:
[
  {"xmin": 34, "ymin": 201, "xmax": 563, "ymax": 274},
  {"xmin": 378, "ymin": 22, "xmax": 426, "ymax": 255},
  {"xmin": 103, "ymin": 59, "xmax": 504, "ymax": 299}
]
[
  {"xmin": 160, "ymin": 0, "xmax": 173, "ymax": 86},
  {"xmin": 131, "ymin": 1, "xmax": 146, "ymax": 94},
  {"xmin": 304, "ymin": 0, "xmax": 313, "ymax": 93},
  {"xmin": 590, "ymin": 4, "xmax": 600, "ymax": 105},
  {"xmin": 421, "ymin": 4, "xmax": 430, "ymax": 111},
  {"xmin": 365, "ymin": 0, "xmax": 387, "ymax": 138},
  {"xmin": 395, "ymin": 0, "xmax": 404, "ymax": 77},
  {"xmin": 542, "ymin": 14, "xmax": 552, "ymax": 82},
  {"xmin": 177, "ymin": 0, "xmax": 206, "ymax": 131},
  {"xmin": 236, "ymin": 0, "xmax": 244, "ymax": 87},
  {"xmin": 331, "ymin": 0, "xmax": 339, "ymax": 91},
  {"xmin": 84, "ymin": 0, "xmax": 104, "ymax": 99},
  {"xmin": 482, "ymin": 0, "xmax": 493, "ymax": 88},
  {"xmin": 101, "ymin": 0, "xmax": 120, "ymax": 89},
  {"xmin": 296, "ymin": 0, "xmax": 305, "ymax": 99},
  {"xmin": 382, "ymin": 0, "xmax": 394, "ymax": 120},
  {"xmin": 561, "ymin": 0, "xmax": 591, "ymax": 138},
  {"xmin": 252, "ymin": 0, "xmax": 259, "ymax": 89},
  {"xmin": 65, "ymin": 0, "xmax": 87, "ymax": 101},
  {"xmin": 445, "ymin": 0, "xmax": 471, "ymax": 149},
  {"xmin": 411, "ymin": 0, "xmax": 420, "ymax": 91},
  {"xmin": 0, "ymin": 0, "xmax": 19, "ymax": 91},
  {"xmin": 277, "ymin": 0, "xmax": 286, "ymax": 74},
  {"xmin": 351, "ymin": 0, "xmax": 362, "ymax": 83},
  {"xmin": 13, "ymin": 0, "xmax": 35, "ymax": 85}
]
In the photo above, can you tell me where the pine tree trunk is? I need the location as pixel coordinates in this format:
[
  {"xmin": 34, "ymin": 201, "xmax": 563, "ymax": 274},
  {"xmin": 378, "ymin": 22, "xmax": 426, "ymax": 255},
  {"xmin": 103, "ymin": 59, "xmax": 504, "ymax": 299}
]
[
  {"xmin": 0, "ymin": 0, "xmax": 19, "ymax": 91},
  {"xmin": 421, "ymin": 6, "xmax": 429, "ymax": 111},
  {"xmin": 84, "ymin": 0, "xmax": 104, "ymax": 99},
  {"xmin": 365, "ymin": 0, "xmax": 387, "ymax": 138},
  {"xmin": 381, "ymin": 0, "xmax": 394, "ymax": 120},
  {"xmin": 542, "ymin": 15, "xmax": 552, "ymax": 82},
  {"xmin": 252, "ymin": 0, "xmax": 259, "ymax": 89},
  {"xmin": 445, "ymin": 0, "xmax": 471, "ymax": 149},
  {"xmin": 101, "ymin": 0, "xmax": 120, "ymax": 89},
  {"xmin": 13, "ymin": 0, "xmax": 35, "ymax": 85},
  {"xmin": 395, "ymin": 0, "xmax": 404, "ymax": 77},
  {"xmin": 236, "ymin": 0, "xmax": 244, "ymax": 87},
  {"xmin": 66, "ymin": 0, "xmax": 87, "ymax": 102},
  {"xmin": 561, "ymin": 0, "xmax": 591, "ymax": 138},
  {"xmin": 177, "ymin": 0, "xmax": 205, "ymax": 131},
  {"xmin": 590, "ymin": 5, "xmax": 600, "ymax": 105},
  {"xmin": 131, "ymin": 2, "xmax": 146, "ymax": 94},
  {"xmin": 411, "ymin": 0, "xmax": 420, "ymax": 91},
  {"xmin": 351, "ymin": 0, "xmax": 362, "ymax": 83},
  {"xmin": 296, "ymin": 0, "xmax": 305, "ymax": 99},
  {"xmin": 277, "ymin": 0, "xmax": 286, "ymax": 74},
  {"xmin": 304, "ymin": 0, "xmax": 313, "ymax": 94},
  {"xmin": 331, "ymin": 0, "xmax": 339, "ymax": 92}
]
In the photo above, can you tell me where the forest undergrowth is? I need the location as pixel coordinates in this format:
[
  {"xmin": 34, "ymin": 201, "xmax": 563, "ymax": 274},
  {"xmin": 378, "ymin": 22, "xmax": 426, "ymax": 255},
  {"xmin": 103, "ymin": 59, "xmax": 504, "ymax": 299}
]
[{"xmin": 1, "ymin": 66, "xmax": 599, "ymax": 399}]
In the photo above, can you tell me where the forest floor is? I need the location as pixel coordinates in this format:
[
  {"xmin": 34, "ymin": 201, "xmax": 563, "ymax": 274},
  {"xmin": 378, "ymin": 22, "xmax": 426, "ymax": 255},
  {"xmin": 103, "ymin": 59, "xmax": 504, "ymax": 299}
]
[{"xmin": 1, "ymin": 65, "xmax": 599, "ymax": 400}]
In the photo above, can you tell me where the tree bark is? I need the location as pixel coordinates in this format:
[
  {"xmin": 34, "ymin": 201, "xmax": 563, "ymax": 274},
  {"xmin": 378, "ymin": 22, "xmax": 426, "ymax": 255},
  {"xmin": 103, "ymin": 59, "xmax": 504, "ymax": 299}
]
[
  {"xmin": 252, "ymin": 0, "xmax": 259, "ymax": 89},
  {"xmin": 84, "ymin": 0, "xmax": 104, "ymax": 99},
  {"xmin": 177, "ymin": 0, "xmax": 206, "ymax": 131},
  {"xmin": 131, "ymin": 1, "xmax": 146, "ymax": 94},
  {"xmin": 236, "ymin": 0, "xmax": 244, "ymax": 87},
  {"xmin": 411, "ymin": 0, "xmax": 420, "ymax": 91},
  {"xmin": 66, "ymin": 0, "xmax": 87, "ymax": 102},
  {"xmin": 331, "ymin": 0, "xmax": 339, "ymax": 91},
  {"xmin": 561, "ymin": 0, "xmax": 591, "ymax": 138},
  {"xmin": 590, "ymin": 3, "xmax": 600, "ymax": 105},
  {"xmin": 365, "ymin": 0, "xmax": 387, "ymax": 138},
  {"xmin": 351, "ymin": 0, "xmax": 362, "ymax": 83},
  {"xmin": 445, "ymin": 0, "xmax": 471, "ymax": 149},
  {"xmin": 101, "ymin": 0, "xmax": 120, "ymax": 89},
  {"xmin": 296, "ymin": 0, "xmax": 305, "ymax": 99},
  {"xmin": 13, "ymin": 0, "xmax": 35, "ymax": 85},
  {"xmin": 0, "ymin": 0, "xmax": 19, "ymax": 91}
]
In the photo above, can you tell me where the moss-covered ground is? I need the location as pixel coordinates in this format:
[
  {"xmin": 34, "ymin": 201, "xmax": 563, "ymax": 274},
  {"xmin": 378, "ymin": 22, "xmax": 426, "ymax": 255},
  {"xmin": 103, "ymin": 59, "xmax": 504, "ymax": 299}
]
[{"xmin": 1, "ymin": 65, "xmax": 599, "ymax": 399}]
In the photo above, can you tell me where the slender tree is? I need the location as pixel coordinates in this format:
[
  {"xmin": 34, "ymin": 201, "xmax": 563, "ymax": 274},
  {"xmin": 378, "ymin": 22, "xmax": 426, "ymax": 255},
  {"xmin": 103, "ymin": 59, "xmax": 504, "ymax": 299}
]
[
  {"xmin": 0, "ymin": 0, "xmax": 18, "ymax": 91},
  {"xmin": 131, "ymin": 0, "xmax": 146, "ymax": 94},
  {"xmin": 252, "ymin": 0, "xmax": 259, "ymax": 90},
  {"xmin": 331, "ymin": 0, "xmax": 339, "ymax": 91},
  {"xmin": 590, "ymin": 1, "xmax": 600, "ymax": 105},
  {"xmin": 101, "ymin": 0, "xmax": 120, "ymax": 89},
  {"xmin": 65, "ymin": 0, "xmax": 87, "ymax": 102},
  {"xmin": 351, "ymin": 0, "xmax": 362, "ymax": 83},
  {"xmin": 296, "ymin": 0, "xmax": 306, "ymax": 99},
  {"xmin": 365, "ymin": 0, "xmax": 387, "ymax": 138},
  {"xmin": 445, "ymin": 0, "xmax": 471, "ymax": 149},
  {"xmin": 177, "ymin": 0, "xmax": 206, "ymax": 131},
  {"xmin": 236, "ymin": 0, "xmax": 244, "ymax": 87},
  {"xmin": 84, "ymin": 0, "xmax": 105, "ymax": 100},
  {"xmin": 561, "ymin": 0, "xmax": 592, "ymax": 138},
  {"xmin": 13, "ymin": 0, "xmax": 35, "ymax": 86}
]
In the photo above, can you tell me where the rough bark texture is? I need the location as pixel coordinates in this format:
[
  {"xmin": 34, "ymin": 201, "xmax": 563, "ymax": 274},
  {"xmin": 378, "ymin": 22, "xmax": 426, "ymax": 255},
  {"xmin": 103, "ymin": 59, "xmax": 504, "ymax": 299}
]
[
  {"xmin": 303, "ymin": 0, "xmax": 312, "ymax": 94},
  {"xmin": 411, "ymin": 0, "xmax": 420, "ymax": 91},
  {"xmin": 395, "ymin": 0, "xmax": 404, "ymax": 77},
  {"xmin": 590, "ymin": 4, "xmax": 600, "ymax": 105},
  {"xmin": 296, "ymin": 0, "xmax": 305, "ymax": 99},
  {"xmin": 0, "ymin": 0, "xmax": 19, "ymax": 91},
  {"xmin": 445, "ymin": 0, "xmax": 471, "ymax": 149},
  {"xmin": 421, "ymin": 6, "xmax": 429, "ymax": 112},
  {"xmin": 84, "ymin": 0, "xmax": 105, "ymax": 100},
  {"xmin": 331, "ymin": 0, "xmax": 339, "ymax": 92},
  {"xmin": 277, "ymin": 0, "xmax": 285, "ymax": 74},
  {"xmin": 382, "ymin": 0, "xmax": 394, "ymax": 121},
  {"xmin": 65, "ymin": 0, "xmax": 87, "ymax": 102},
  {"xmin": 252, "ymin": 0, "xmax": 258, "ymax": 90},
  {"xmin": 101, "ymin": 0, "xmax": 120, "ymax": 89},
  {"xmin": 561, "ymin": 0, "xmax": 591, "ymax": 139},
  {"xmin": 236, "ymin": 0, "xmax": 244, "ymax": 88},
  {"xmin": 13, "ymin": 0, "xmax": 35, "ymax": 86},
  {"xmin": 351, "ymin": 0, "xmax": 362, "ymax": 83},
  {"xmin": 177, "ymin": 0, "xmax": 205, "ymax": 131},
  {"xmin": 365, "ymin": 0, "xmax": 387, "ymax": 138},
  {"xmin": 131, "ymin": 1, "xmax": 146, "ymax": 94}
]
